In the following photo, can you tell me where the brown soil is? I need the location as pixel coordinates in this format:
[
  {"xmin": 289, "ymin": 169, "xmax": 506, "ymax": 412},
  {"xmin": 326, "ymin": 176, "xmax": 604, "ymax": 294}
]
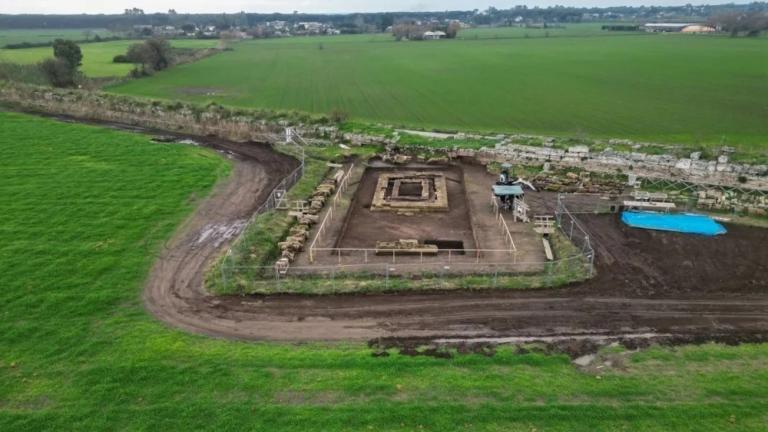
[
  {"xmin": 39, "ymin": 114, "xmax": 767, "ymax": 345},
  {"xmin": 141, "ymin": 140, "xmax": 768, "ymax": 343},
  {"xmin": 337, "ymin": 165, "xmax": 475, "ymax": 249}
]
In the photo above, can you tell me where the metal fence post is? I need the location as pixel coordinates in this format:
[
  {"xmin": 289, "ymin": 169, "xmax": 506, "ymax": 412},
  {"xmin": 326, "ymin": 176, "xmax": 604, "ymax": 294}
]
[
  {"xmin": 220, "ymin": 252, "xmax": 228, "ymax": 288},
  {"xmin": 546, "ymin": 262, "xmax": 552, "ymax": 287}
]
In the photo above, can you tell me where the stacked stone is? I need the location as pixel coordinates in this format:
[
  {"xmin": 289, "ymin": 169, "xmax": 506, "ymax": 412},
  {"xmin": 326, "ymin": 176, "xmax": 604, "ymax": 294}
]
[
  {"xmin": 277, "ymin": 169, "xmax": 345, "ymax": 264},
  {"xmin": 696, "ymin": 189, "xmax": 768, "ymax": 215},
  {"xmin": 532, "ymin": 172, "xmax": 625, "ymax": 196}
]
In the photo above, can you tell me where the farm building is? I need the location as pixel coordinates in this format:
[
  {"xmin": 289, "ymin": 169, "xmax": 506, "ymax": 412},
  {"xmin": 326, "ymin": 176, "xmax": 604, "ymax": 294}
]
[
  {"xmin": 681, "ymin": 25, "xmax": 716, "ymax": 33},
  {"xmin": 423, "ymin": 31, "xmax": 447, "ymax": 40},
  {"xmin": 642, "ymin": 23, "xmax": 715, "ymax": 33}
]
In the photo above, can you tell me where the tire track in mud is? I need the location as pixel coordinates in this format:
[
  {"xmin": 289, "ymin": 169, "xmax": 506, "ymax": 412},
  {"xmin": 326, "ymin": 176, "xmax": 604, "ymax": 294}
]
[
  {"xmin": 34, "ymin": 113, "xmax": 768, "ymax": 344},
  {"xmin": 140, "ymin": 135, "xmax": 768, "ymax": 342}
]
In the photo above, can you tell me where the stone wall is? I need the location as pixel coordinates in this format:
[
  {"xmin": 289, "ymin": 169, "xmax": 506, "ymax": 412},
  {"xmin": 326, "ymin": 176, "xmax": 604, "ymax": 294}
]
[
  {"xmin": 449, "ymin": 143, "xmax": 768, "ymax": 192},
  {"xmin": 0, "ymin": 83, "xmax": 327, "ymax": 143}
]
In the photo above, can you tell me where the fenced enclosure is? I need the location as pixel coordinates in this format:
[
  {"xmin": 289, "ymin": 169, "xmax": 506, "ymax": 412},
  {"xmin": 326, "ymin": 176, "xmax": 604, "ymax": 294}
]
[
  {"xmin": 216, "ymin": 207, "xmax": 595, "ymax": 295},
  {"xmin": 214, "ymin": 164, "xmax": 598, "ymax": 295}
]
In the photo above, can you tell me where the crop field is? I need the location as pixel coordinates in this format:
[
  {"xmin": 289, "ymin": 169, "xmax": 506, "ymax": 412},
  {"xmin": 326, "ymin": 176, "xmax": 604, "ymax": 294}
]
[
  {"xmin": 108, "ymin": 30, "xmax": 768, "ymax": 150},
  {"xmin": 457, "ymin": 22, "xmax": 640, "ymax": 39},
  {"xmin": 1, "ymin": 111, "xmax": 768, "ymax": 430},
  {"xmin": 0, "ymin": 28, "xmax": 114, "ymax": 47},
  {"xmin": 0, "ymin": 39, "xmax": 219, "ymax": 77}
]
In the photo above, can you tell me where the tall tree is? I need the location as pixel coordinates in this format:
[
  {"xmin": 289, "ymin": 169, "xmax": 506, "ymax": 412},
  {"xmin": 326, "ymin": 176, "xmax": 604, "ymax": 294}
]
[
  {"xmin": 39, "ymin": 39, "xmax": 82, "ymax": 87},
  {"xmin": 126, "ymin": 38, "xmax": 173, "ymax": 74},
  {"xmin": 52, "ymin": 39, "xmax": 82, "ymax": 69}
]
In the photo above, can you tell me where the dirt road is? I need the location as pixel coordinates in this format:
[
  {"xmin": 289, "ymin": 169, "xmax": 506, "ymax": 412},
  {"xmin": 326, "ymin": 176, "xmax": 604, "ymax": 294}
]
[{"xmin": 139, "ymin": 134, "xmax": 768, "ymax": 343}]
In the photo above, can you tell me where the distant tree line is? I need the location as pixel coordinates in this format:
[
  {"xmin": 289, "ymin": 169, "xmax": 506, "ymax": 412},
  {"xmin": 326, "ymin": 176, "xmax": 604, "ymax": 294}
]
[
  {"xmin": 1, "ymin": 2, "xmax": 766, "ymax": 32},
  {"xmin": 709, "ymin": 10, "xmax": 768, "ymax": 36},
  {"xmin": 3, "ymin": 35, "xmax": 122, "ymax": 50}
]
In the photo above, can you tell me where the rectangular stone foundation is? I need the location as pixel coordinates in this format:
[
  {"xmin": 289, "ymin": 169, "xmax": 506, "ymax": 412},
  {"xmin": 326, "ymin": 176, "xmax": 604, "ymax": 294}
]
[{"xmin": 371, "ymin": 172, "xmax": 448, "ymax": 212}]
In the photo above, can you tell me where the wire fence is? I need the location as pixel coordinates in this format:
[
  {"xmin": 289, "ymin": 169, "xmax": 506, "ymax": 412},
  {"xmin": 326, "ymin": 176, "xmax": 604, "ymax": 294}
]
[
  {"xmin": 219, "ymin": 255, "xmax": 591, "ymax": 294},
  {"xmin": 215, "ymin": 167, "xmax": 598, "ymax": 294},
  {"xmin": 555, "ymin": 194, "xmax": 595, "ymax": 277},
  {"xmin": 308, "ymin": 247, "xmax": 521, "ymax": 266},
  {"xmin": 222, "ymin": 131, "xmax": 306, "ymax": 270}
]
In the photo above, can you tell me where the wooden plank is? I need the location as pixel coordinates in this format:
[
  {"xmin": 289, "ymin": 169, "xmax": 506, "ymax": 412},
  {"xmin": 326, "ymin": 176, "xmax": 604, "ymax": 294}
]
[
  {"xmin": 542, "ymin": 238, "xmax": 554, "ymax": 261},
  {"xmin": 623, "ymin": 201, "xmax": 676, "ymax": 210}
]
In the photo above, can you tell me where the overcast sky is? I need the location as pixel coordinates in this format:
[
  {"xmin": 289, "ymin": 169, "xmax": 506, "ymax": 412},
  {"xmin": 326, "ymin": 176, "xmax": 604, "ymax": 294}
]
[{"xmin": 2, "ymin": 1, "xmax": 738, "ymax": 15}]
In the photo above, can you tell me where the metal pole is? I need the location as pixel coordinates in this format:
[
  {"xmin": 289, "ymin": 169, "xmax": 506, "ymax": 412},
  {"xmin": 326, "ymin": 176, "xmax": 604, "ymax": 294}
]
[{"xmin": 220, "ymin": 251, "xmax": 229, "ymax": 288}]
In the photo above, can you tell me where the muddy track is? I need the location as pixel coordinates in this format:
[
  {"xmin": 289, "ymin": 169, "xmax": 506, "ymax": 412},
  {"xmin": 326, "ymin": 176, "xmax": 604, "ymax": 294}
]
[
  {"xmin": 138, "ymin": 134, "xmax": 768, "ymax": 343},
  {"xmin": 34, "ymin": 113, "xmax": 768, "ymax": 343}
]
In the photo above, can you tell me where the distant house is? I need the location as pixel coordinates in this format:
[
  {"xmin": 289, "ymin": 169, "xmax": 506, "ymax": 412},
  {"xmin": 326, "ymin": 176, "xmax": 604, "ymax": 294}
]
[
  {"xmin": 642, "ymin": 23, "xmax": 694, "ymax": 32},
  {"xmin": 156, "ymin": 25, "xmax": 182, "ymax": 37},
  {"xmin": 642, "ymin": 23, "xmax": 716, "ymax": 33},
  {"xmin": 202, "ymin": 25, "xmax": 218, "ymax": 37},
  {"xmin": 423, "ymin": 31, "xmax": 446, "ymax": 40}
]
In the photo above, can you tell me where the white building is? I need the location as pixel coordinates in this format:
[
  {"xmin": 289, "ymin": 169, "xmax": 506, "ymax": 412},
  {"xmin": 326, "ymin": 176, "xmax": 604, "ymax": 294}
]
[{"xmin": 423, "ymin": 31, "xmax": 447, "ymax": 40}]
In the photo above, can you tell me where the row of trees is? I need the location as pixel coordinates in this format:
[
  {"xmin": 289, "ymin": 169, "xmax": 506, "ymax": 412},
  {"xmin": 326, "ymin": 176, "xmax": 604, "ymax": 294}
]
[
  {"xmin": 114, "ymin": 39, "xmax": 174, "ymax": 76},
  {"xmin": 34, "ymin": 38, "xmax": 175, "ymax": 87},
  {"xmin": 710, "ymin": 10, "xmax": 768, "ymax": 36}
]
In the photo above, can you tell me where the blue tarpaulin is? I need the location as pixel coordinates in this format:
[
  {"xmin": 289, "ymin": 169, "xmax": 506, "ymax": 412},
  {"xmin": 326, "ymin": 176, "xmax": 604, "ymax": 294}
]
[{"xmin": 621, "ymin": 211, "xmax": 727, "ymax": 236}]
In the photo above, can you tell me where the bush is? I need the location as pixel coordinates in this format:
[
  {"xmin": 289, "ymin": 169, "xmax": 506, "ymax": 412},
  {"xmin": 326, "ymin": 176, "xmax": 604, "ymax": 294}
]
[
  {"xmin": 329, "ymin": 109, "xmax": 349, "ymax": 124},
  {"xmin": 39, "ymin": 58, "xmax": 77, "ymax": 87},
  {"xmin": 0, "ymin": 62, "xmax": 49, "ymax": 85},
  {"xmin": 113, "ymin": 54, "xmax": 131, "ymax": 63}
]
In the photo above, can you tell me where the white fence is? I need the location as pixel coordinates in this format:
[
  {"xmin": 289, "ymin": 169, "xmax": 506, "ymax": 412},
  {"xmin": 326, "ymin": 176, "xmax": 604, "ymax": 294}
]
[
  {"xmin": 491, "ymin": 196, "xmax": 518, "ymax": 253},
  {"xmin": 309, "ymin": 247, "xmax": 521, "ymax": 266},
  {"xmin": 308, "ymin": 163, "xmax": 355, "ymax": 262}
]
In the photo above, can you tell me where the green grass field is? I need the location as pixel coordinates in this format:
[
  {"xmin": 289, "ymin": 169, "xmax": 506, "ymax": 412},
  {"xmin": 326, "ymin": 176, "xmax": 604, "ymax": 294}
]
[
  {"xmin": 108, "ymin": 31, "xmax": 768, "ymax": 150},
  {"xmin": 0, "ymin": 28, "xmax": 113, "ymax": 46},
  {"xmin": 0, "ymin": 39, "xmax": 219, "ymax": 77},
  {"xmin": 2, "ymin": 111, "xmax": 768, "ymax": 430}
]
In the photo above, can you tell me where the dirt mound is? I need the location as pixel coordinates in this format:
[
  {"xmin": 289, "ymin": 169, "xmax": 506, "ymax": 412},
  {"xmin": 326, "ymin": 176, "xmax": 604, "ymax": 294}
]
[{"xmin": 574, "ymin": 215, "xmax": 768, "ymax": 297}]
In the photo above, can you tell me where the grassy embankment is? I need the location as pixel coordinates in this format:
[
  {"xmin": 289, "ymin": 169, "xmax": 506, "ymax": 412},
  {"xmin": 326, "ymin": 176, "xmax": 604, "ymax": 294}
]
[{"xmin": 2, "ymin": 112, "xmax": 768, "ymax": 430}]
